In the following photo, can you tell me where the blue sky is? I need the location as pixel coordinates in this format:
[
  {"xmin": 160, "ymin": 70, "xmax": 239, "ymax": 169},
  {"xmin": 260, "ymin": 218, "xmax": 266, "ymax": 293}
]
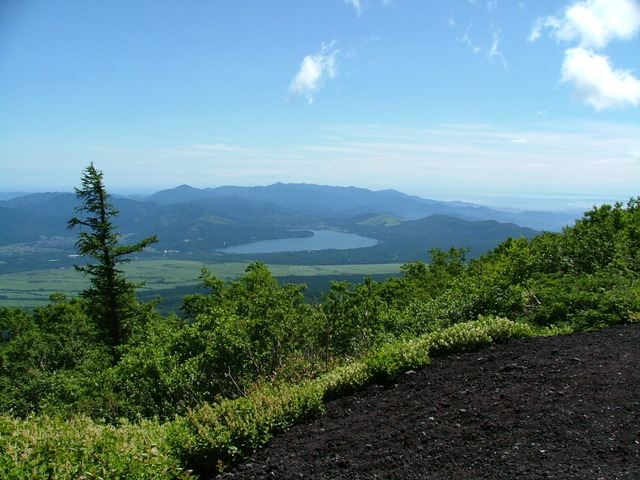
[{"xmin": 1, "ymin": 0, "xmax": 639, "ymax": 211}]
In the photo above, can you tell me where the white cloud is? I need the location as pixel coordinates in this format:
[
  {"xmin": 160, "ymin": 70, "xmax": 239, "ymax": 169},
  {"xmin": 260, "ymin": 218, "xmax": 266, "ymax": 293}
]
[
  {"xmin": 561, "ymin": 47, "xmax": 640, "ymax": 109},
  {"xmin": 531, "ymin": 0, "xmax": 640, "ymax": 109},
  {"xmin": 530, "ymin": 0, "xmax": 640, "ymax": 47},
  {"xmin": 289, "ymin": 42, "xmax": 339, "ymax": 104},
  {"xmin": 344, "ymin": 0, "xmax": 362, "ymax": 16},
  {"xmin": 554, "ymin": 0, "xmax": 639, "ymax": 48}
]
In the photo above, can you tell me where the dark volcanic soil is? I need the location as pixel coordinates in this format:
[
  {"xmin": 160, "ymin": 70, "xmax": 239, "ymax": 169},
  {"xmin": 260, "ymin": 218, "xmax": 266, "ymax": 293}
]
[{"xmin": 222, "ymin": 324, "xmax": 640, "ymax": 480}]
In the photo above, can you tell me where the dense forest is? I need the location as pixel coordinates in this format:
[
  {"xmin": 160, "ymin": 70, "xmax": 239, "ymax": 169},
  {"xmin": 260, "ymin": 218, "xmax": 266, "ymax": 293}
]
[{"xmin": 1, "ymin": 165, "xmax": 639, "ymax": 478}]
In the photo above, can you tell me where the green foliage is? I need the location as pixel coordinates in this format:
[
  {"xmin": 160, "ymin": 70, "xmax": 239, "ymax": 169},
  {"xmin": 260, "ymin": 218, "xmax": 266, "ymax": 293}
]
[
  {"xmin": 425, "ymin": 315, "xmax": 534, "ymax": 356},
  {"xmin": 0, "ymin": 298, "xmax": 114, "ymax": 418},
  {"xmin": 517, "ymin": 199, "xmax": 640, "ymax": 329},
  {"xmin": 111, "ymin": 314, "xmax": 201, "ymax": 419},
  {"xmin": 319, "ymin": 277, "xmax": 392, "ymax": 357},
  {"xmin": 0, "ymin": 414, "xmax": 194, "ymax": 479},
  {"xmin": 524, "ymin": 272, "xmax": 640, "ymax": 330},
  {"xmin": 168, "ymin": 380, "xmax": 325, "ymax": 473},
  {"xmin": 179, "ymin": 263, "xmax": 318, "ymax": 395},
  {"xmin": 383, "ymin": 247, "xmax": 470, "ymax": 304}
]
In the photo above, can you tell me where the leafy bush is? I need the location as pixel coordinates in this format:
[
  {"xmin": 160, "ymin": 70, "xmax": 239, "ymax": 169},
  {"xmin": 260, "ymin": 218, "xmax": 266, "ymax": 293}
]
[
  {"xmin": 0, "ymin": 415, "xmax": 193, "ymax": 479},
  {"xmin": 426, "ymin": 315, "xmax": 534, "ymax": 357},
  {"xmin": 168, "ymin": 380, "xmax": 326, "ymax": 474}
]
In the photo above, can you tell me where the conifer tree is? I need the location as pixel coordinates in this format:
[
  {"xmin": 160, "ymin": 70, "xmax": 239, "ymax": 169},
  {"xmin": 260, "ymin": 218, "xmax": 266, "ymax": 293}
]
[{"xmin": 68, "ymin": 163, "xmax": 158, "ymax": 352}]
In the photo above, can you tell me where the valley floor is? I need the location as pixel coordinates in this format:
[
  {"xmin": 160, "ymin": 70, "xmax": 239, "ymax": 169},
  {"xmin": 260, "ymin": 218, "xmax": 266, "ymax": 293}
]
[{"xmin": 223, "ymin": 323, "xmax": 640, "ymax": 479}]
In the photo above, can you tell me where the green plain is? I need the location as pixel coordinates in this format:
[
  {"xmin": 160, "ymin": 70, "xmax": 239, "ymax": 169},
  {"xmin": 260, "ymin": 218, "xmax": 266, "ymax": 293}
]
[{"xmin": 0, "ymin": 259, "xmax": 403, "ymax": 309}]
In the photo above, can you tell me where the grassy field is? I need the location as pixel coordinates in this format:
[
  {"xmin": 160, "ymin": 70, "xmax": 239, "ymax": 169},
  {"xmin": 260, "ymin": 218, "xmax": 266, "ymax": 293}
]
[{"xmin": 0, "ymin": 259, "xmax": 403, "ymax": 310}]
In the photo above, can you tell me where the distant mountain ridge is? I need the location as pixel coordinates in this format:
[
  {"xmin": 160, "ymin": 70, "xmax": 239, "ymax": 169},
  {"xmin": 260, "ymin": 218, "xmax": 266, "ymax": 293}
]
[
  {"xmin": 145, "ymin": 183, "xmax": 575, "ymax": 231},
  {"xmin": 0, "ymin": 183, "xmax": 576, "ymax": 265}
]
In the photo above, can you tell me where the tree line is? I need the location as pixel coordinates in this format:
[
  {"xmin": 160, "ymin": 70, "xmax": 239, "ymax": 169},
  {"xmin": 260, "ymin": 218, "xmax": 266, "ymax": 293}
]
[{"xmin": 1, "ymin": 164, "xmax": 639, "ymax": 421}]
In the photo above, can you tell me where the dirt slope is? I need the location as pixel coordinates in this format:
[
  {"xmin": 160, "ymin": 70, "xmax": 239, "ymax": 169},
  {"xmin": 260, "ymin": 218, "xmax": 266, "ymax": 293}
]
[{"xmin": 222, "ymin": 324, "xmax": 640, "ymax": 479}]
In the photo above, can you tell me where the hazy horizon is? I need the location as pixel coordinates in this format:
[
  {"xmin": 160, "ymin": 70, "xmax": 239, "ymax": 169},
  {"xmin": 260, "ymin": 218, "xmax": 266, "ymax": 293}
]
[{"xmin": 1, "ymin": 180, "xmax": 628, "ymax": 214}]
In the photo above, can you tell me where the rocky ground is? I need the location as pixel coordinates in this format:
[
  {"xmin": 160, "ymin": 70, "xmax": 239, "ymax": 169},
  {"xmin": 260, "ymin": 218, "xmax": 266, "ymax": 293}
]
[{"xmin": 222, "ymin": 323, "xmax": 640, "ymax": 479}]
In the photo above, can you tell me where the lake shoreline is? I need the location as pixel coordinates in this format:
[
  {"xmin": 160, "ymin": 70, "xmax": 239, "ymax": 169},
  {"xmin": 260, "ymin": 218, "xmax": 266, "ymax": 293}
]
[{"xmin": 218, "ymin": 230, "xmax": 379, "ymax": 255}]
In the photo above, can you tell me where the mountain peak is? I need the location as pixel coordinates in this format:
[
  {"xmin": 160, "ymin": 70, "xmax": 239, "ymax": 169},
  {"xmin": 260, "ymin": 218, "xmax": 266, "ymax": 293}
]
[{"xmin": 175, "ymin": 184, "xmax": 197, "ymax": 191}]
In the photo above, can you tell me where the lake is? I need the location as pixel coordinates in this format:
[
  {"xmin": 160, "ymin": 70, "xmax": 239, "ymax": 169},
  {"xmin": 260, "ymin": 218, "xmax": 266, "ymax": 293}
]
[{"xmin": 219, "ymin": 230, "xmax": 378, "ymax": 254}]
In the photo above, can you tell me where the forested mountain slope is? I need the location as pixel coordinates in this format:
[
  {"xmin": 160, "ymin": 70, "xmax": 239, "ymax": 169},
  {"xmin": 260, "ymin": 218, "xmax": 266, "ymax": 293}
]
[{"xmin": 0, "ymin": 185, "xmax": 543, "ymax": 262}]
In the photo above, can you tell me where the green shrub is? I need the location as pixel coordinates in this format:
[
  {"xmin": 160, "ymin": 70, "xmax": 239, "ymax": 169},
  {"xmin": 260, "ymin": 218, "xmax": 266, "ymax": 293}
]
[
  {"xmin": 168, "ymin": 380, "xmax": 325, "ymax": 474},
  {"xmin": 0, "ymin": 414, "xmax": 193, "ymax": 480},
  {"xmin": 426, "ymin": 315, "xmax": 534, "ymax": 357}
]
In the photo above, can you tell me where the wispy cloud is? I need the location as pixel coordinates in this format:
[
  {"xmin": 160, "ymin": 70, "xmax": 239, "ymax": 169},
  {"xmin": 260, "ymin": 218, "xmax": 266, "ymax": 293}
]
[
  {"xmin": 344, "ymin": 0, "xmax": 395, "ymax": 15},
  {"xmin": 488, "ymin": 30, "xmax": 506, "ymax": 66},
  {"xmin": 161, "ymin": 143, "xmax": 260, "ymax": 157},
  {"xmin": 462, "ymin": 24, "xmax": 507, "ymax": 67},
  {"xmin": 344, "ymin": 0, "xmax": 362, "ymax": 16},
  {"xmin": 289, "ymin": 41, "xmax": 340, "ymax": 104},
  {"xmin": 190, "ymin": 144, "xmax": 257, "ymax": 153},
  {"xmin": 299, "ymin": 122, "xmax": 640, "ymax": 197},
  {"xmin": 462, "ymin": 25, "xmax": 481, "ymax": 54},
  {"xmin": 530, "ymin": 0, "xmax": 640, "ymax": 109},
  {"xmin": 84, "ymin": 122, "xmax": 640, "ymax": 201}
]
